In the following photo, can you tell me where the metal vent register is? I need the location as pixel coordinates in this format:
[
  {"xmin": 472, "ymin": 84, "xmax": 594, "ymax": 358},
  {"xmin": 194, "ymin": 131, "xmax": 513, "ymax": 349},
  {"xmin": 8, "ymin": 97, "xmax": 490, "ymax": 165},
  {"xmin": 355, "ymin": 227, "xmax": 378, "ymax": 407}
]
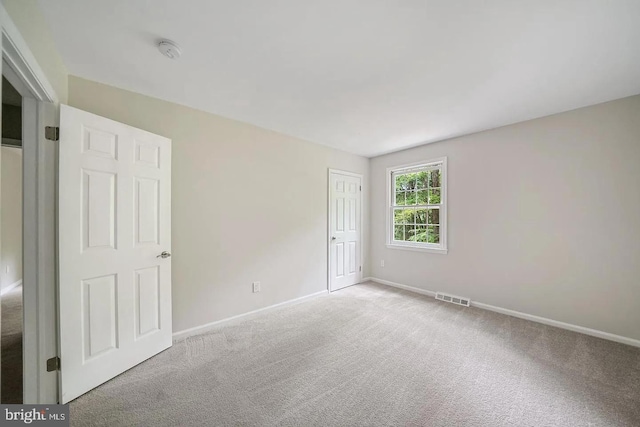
[{"xmin": 435, "ymin": 292, "xmax": 470, "ymax": 307}]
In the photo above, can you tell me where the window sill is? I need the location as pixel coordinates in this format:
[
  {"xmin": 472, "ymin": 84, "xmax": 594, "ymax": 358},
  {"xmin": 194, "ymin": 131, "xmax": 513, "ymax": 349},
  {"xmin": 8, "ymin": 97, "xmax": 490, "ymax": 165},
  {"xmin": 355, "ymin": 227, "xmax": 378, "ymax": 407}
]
[{"xmin": 386, "ymin": 243, "xmax": 448, "ymax": 254}]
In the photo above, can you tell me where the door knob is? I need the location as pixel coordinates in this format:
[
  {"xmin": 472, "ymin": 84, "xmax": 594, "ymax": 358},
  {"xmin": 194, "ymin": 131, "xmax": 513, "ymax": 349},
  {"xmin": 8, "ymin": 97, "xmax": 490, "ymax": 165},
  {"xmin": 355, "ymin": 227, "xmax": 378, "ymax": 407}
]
[
  {"xmin": 157, "ymin": 251, "xmax": 171, "ymax": 259},
  {"xmin": 331, "ymin": 237, "xmax": 336, "ymax": 241}
]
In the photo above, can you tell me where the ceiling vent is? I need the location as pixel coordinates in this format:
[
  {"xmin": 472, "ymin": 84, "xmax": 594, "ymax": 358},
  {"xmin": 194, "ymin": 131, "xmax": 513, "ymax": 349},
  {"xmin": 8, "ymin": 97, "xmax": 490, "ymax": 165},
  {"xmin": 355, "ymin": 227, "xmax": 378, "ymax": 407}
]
[
  {"xmin": 435, "ymin": 292, "xmax": 470, "ymax": 307},
  {"xmin": 158, "ymin": 40, "xmax": 182, "ymax": 59}
]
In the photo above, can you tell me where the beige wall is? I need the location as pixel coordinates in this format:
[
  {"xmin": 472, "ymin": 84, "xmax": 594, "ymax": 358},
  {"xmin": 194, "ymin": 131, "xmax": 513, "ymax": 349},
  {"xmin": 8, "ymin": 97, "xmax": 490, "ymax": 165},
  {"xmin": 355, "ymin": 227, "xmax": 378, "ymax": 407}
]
[
  {"xmin": 68, "ymin": 76, "xmax": 370, "ymax": 333},
  {"xmin": 1, "ymin": 0, "xmax": 69, "ymax": 102},
  {"xmin": 1, "ymin": 146, "xmax": 22, "ymax": 291},
  {"xmin": 370, "ymin": 95, "xmax": 640, "ymax": 341}
]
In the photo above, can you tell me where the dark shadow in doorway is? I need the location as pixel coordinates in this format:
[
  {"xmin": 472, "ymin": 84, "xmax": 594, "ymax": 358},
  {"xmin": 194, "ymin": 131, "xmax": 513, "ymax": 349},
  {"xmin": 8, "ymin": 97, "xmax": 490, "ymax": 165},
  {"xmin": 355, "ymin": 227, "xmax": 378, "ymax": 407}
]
[{"xmin": 1, "ymin": 285, "xmax": 23, "ymax": 403}]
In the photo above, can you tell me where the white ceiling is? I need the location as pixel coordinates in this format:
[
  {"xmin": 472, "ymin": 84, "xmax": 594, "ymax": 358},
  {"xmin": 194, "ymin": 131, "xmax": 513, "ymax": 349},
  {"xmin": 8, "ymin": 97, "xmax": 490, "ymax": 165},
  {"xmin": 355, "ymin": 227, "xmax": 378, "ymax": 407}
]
[{"xmin": 38, "ymin": 0, "xmax": 640, "ymax": 157}]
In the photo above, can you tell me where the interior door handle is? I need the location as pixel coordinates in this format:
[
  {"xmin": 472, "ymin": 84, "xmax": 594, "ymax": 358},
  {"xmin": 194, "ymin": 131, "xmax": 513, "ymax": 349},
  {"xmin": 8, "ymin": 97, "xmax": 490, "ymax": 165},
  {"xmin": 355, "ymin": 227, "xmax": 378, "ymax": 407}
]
[
  {"xmin": 331, "ymin": 237, "xmax": 336, "ymax": 241},
  {"xmin": 157, "ymin": 251, "xmax": 171, "ymax": 259}
]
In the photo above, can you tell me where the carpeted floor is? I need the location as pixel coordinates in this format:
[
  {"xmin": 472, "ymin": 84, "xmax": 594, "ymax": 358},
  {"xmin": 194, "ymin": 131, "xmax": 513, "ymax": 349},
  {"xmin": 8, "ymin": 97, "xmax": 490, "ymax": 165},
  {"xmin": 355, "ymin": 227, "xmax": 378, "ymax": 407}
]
[
  {"xmin": 1, "ymin": 285, "xmax": 23, "ymax": 404},
  {"xmin": 70, "ymin": 282, "xmax": 640, "ymax": 426}
]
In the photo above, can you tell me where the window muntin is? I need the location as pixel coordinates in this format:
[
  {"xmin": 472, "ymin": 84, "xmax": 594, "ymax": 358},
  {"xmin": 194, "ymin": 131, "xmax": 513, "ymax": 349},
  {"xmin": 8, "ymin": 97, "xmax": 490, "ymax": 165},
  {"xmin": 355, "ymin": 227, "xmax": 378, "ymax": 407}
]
[{"xmin": 388, "ymin": 159, "xmax": 446, "ymax": 252}]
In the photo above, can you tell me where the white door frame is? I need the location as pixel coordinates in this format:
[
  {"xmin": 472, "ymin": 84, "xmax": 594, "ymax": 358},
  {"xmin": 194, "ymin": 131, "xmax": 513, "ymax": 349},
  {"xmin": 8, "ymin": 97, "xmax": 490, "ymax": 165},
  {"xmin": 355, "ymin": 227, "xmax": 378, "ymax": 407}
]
[
  {"xmin": 327, "ymin": 169, "xmax": 363, "ymax": 292},
  {"xmin": 1, "ymin": 4, "xmax": 59, "ymax": 403}
]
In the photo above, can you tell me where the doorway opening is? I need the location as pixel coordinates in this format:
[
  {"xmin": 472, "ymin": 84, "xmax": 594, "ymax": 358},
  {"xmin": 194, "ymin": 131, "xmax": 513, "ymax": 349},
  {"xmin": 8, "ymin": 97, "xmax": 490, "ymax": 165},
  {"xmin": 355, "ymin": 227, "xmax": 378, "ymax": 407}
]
[
  {"xmin": 1, "ymin": 75, "xmax": 23, "ymax": 403},
  {"xmin": 0, "ymin": 8, "xmax": 60, "ymax": 403}
]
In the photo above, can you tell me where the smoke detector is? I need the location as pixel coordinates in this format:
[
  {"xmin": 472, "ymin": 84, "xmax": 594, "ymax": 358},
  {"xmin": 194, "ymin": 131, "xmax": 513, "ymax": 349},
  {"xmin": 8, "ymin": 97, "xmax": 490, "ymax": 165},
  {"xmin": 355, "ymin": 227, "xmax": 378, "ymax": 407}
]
[{"xmin": 158, "ymin": 40, "xmax": 182, "ymax": 59}]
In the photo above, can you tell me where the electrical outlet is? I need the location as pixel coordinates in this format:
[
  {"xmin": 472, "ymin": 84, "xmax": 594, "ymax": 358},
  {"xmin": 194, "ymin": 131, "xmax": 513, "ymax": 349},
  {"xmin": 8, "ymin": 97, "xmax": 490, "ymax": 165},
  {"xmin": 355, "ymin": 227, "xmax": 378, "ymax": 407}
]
[
  {"xmin": 252, "ymin": 281, "xmax": 261, "ymax": 293},
  {"xmin": 380, "ymin": 260, "xmax": 385, "ymax": 268}
]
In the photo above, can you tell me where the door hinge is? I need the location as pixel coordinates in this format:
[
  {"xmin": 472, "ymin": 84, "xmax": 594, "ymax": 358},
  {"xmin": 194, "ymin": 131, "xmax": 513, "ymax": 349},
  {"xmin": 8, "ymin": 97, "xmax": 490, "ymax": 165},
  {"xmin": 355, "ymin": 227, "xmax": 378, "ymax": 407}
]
[
  {"xmin": 46, "ymin": 356, "xmax": 60, "ymax": 372},
  {"xmin": 359, "ymin": 266, "xmax": 362, "ymax": 272},
  {"xmin": 359, "ymin": 185, "xmax": 362, "ymax": 191},
  {"xmin": 45, "ymin": 126, "xmax": 59, "ymax": 141}
]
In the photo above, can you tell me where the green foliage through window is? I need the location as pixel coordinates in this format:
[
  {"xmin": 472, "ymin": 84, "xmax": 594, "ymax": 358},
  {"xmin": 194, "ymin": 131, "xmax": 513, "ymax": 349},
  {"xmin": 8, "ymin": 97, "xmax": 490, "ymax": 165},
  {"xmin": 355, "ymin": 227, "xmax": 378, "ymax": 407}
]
[{"xmin": 392, "ymin": 166, "xmax": 442, "ymax": 245}]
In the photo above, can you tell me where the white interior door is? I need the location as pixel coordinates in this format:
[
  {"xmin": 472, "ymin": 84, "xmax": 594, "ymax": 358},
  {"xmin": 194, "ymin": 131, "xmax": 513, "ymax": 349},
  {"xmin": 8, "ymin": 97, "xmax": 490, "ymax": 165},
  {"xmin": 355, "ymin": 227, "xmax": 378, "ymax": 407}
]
[
  {"xmin": 329, "ymin": 170, "xmax": 362, "ymax": 292},
  {"xmin": 58, "ymin": 105, "xmax": 172, "ymax": 403}
]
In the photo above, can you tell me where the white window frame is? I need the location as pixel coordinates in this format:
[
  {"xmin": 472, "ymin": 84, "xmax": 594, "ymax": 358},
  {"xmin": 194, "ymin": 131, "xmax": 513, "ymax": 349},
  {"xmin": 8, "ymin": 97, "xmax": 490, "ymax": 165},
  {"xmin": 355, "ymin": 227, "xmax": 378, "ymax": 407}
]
[{"xmin": 386, "ymin": 157, "xmax": 447, "ymax": 254}]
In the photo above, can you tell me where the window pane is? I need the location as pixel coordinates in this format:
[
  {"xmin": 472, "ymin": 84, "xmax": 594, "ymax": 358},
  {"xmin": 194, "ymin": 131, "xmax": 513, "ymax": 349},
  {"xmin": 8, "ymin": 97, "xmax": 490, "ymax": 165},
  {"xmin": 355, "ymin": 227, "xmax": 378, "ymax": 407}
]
[
  {"xmin": 406, "ymin": 191, "xmax": 417, "ymax": 206},
  {"xmin": 407, "ymin": 174, "xmax": 417, "ymax": 190},
  {"xmin": 414, "ymin": 225, "xmax": 427, "ymax": 242},
  {"xmin": 394, "ymin": 225, "xmax": 404, "ymax": 241},
  {"xmin": 428, "ymin": 225, "xmax": 440, "ymax": 243},
  {"xmin": 396, "ymin": 172, "xmax": 423, "ymax": 191},
  {"xmin": 395, "ymin": 174, "xmax": 408, "ymax": 191},
  {"xmin": 395, "ymin": 191, "xmax": 406, "ymax": 206},
  {"xmin": 417, "ymin": 189, "xmax": 428, "ymax": 204},
  {"xmin": 405, "ymin": 226, "xmax": 417, "ymax": 242},
  {"xmin": 394, "ymin": 208, "xmax": 415, "ymax": 225},
  {"xmin": 428, "ymin": 188, "xmax": 441, "ymax": 204},
  {"xmin": 416, "ymin": 171, "xmax": 427, "ymax": 189},
  {"xmin": 428, "ymin": 208, "xmax": 440, "ymax": 225},
  {"xmin": 415, "ymin": 209, "xmax": 426, "ymax": 224},
  {"xmin": 405, "ymin": 209, "xmax": 415, "ymax": 224},
  {"xmin": 429, "ymin": 169, "xmax": 441, "ymax": 188}
]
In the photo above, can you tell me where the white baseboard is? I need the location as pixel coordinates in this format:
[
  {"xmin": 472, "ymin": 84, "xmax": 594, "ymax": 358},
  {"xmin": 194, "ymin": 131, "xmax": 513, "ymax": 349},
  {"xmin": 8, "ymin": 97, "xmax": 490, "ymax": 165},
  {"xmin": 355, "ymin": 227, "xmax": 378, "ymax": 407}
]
[
  {"xmin": 366, "ymin": 277, "xmax": 640, "ymax": 348},
  {"xmin": 172, "ymin": 290, "xmax": 328, "ymax": 341},
  {"xmin": 1, "ymin": 279, "xmax": 22, "ymax": 296},
  {"xmin": 363, "ymin": 277, "xmax": 436, "ymax": 298}
]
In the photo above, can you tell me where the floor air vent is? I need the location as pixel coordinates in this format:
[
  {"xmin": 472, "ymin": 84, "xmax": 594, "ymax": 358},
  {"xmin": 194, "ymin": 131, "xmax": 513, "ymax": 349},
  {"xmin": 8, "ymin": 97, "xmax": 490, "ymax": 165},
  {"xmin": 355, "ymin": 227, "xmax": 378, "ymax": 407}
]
[{"xmin": 435, "ymin": 292, "xmax": 470, "ymax": 307}]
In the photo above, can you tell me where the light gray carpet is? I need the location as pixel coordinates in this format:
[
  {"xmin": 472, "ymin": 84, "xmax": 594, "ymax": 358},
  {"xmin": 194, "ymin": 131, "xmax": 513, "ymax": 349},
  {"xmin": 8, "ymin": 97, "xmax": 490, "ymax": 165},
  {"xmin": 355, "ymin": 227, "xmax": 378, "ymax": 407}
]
[
  {"xmin": 1, "ymin": 285, "xmax": 23, "ymax": 404},
  {"xmin": 70, "ymin": 282, "xmax": 640, "ymax": 426}
]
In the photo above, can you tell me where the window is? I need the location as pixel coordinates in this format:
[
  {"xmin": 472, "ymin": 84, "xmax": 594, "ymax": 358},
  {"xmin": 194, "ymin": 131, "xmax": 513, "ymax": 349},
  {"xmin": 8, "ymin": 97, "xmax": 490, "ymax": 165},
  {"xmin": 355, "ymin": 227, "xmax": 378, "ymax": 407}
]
[{"xmin": 387, "ymin": 158, "xmax": 447, "ymax": 253}]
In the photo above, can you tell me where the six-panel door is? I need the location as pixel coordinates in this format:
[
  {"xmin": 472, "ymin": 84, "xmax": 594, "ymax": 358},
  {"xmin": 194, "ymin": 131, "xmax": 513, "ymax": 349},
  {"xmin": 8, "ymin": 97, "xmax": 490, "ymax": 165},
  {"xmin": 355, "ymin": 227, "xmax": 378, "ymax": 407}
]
[
  {"xmin": 58, "ymin": 105, "xmax": 172, "ymax": 403},
  {"xmin": 329, "ymin": 171, "xmax": 362, "ymax": 291}
]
